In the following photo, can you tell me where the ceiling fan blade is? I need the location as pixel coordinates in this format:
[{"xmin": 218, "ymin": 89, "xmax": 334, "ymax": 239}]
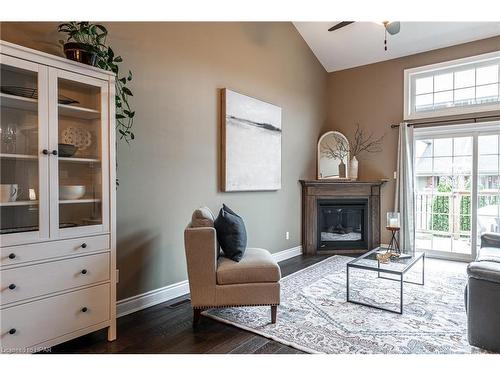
[
  {"xmin": 328, "ymin": 21, "xmax": 354, "ymax": 32},
  {"xmin": 385, "ymin": 21, "xmax": 400, "ymax": 35}
]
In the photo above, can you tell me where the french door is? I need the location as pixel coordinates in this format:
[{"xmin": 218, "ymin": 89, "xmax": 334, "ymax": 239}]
[{"xmin": 414, "ymin": 121, "xmax": 500, "ymax": 261}]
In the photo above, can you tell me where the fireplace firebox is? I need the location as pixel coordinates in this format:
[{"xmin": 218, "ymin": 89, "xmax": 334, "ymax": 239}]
[
  {"xmin": 318, "ymin": 199, "xmax": 368, "ymax": 250},
  {"xmin": 300, "ymin": 180, "xmax": 384, "ymax": 255}
]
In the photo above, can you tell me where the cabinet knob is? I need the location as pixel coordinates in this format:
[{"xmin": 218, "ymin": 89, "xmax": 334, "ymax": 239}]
[
  {"xmin": 9, "ymin": 328, "xmax": 16, "ymax": 335},
  {"xmin": 51, "ymin": 150, "xmax": 58, "ymax": 156},
  {"xmin": 81, "ymin": 269, "xmax": 88, "ymax": 275},
  {"xmin": 81, "ymin": 307, "xmax": 88, "ymax": 313},
  {"xmin": 8, "ymin": 284, "xmax": 16, "ymax": 290},
  {"xmin": 8, "ymin": 253, "xmax": 16, "ymax": 259},
  {"xmin": 81, "ymin": 243, "xmax": 87, "ymax": 249},
  {"xmin": 42, "ymin": 149, "xmax": 49, "ymax": 155}
]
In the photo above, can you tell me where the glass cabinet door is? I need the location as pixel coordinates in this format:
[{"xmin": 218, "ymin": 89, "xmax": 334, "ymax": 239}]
[
  {"xmin": 0, "ymin": 55, "xmax": 49, "ymax": 244},
  {"xmin": 49, "ymin": 69, "xmax": 109, "ymax": 238}
]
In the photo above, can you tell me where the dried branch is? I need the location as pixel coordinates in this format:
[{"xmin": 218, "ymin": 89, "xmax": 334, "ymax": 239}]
[
  {"xmin": 321, "ymin": 134, "xmax": 348, "ymax": 161},
  {"xmin": 348, "ymin": 123, "xmax": 384, "ymax": 158}
]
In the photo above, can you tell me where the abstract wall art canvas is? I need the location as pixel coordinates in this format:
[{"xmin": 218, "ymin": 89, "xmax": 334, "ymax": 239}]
[{"xmin": 221, "ymin": 89, "xmax": 282, "ymax": 191}]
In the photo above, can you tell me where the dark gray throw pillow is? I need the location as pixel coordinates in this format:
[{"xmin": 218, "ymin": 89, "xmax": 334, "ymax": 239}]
[{"xmin": 214, "ymin": 204, "xmax": 247, "ymax": 262}]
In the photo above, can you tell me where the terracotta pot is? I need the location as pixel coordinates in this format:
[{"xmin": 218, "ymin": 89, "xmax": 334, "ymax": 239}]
[{"xmin": 63, "ymin": 43, "xmax": 98, "ymax": 66}]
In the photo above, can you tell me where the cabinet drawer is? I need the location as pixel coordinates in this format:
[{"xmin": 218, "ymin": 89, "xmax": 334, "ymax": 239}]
[
  {"xmin": 1, "ymin": 235, "xmax": 110, "ymax": 267},
  {"xmin": 1, "ymin": 252, "xmax": 109, "ymax": 306},
  {"xmin": 1, "ymin": 283, "xmax": 110, "ymax": 351}
]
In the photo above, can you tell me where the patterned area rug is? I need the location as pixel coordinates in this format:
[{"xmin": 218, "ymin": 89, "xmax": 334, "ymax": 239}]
[{"xmin": 203, "ymin": 255, "xmax": 482, "ymax": 354}]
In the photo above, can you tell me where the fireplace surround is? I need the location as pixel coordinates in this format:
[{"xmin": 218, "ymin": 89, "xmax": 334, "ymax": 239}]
[{"xmin": 300, "ymin": 180, "xmax": 385, "ymax": 255}]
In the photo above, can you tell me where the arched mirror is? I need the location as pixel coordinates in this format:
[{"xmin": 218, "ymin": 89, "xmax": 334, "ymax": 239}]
[{"xmin": 317, "ymin": 131, "xmax": 349, "ymax": 179}]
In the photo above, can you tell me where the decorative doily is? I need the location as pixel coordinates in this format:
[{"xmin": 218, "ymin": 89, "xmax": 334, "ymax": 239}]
[{"xmin": 61, "ymin": 127, "xmax": 92, "ymax": 150}]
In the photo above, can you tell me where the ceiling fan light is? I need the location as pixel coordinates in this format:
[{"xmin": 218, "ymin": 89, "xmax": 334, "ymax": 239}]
[{"xmin": 386, "ymin": 21, "xmax": 401, "ymax": 35}]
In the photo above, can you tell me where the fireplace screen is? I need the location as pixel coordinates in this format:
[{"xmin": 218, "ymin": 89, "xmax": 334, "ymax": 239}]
[{"xmin": 318, "ymin": 200, "xmax": 368, "ymax": 250}]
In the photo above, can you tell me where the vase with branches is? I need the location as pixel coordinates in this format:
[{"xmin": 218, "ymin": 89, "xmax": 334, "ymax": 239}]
[{"xmin": 347, "ymin": 124, "xmax": 385, "ymax": 180}]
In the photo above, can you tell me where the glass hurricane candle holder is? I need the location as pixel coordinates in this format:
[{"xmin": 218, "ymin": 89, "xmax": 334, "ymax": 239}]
[{"xmin": 387, "ymin": 212, "xmax": 400, "ymax": 228}]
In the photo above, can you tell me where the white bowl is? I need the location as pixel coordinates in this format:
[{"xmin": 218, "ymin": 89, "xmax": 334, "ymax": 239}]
[{"xmin": 59, "ymin": 185, "xmax": 86, "ymax": 200}]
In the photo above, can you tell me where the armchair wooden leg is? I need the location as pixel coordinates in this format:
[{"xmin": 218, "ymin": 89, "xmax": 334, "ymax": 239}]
[
  {"xmin": 193, "ymin": 308, "xmax": 203, "ymax": 327},
  {"xmin": 271, "ymin": 305, "xmax": 277, "ymax": 324}
]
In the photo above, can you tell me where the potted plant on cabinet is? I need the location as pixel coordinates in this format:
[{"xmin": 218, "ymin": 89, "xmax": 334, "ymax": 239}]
[
  {"xmin": 58, "ymin": 22, "xmax": 106, "ymax": 66},
  {"xmin": 58, "ymin": 22, "xmax": 135, "ymax": 145}
]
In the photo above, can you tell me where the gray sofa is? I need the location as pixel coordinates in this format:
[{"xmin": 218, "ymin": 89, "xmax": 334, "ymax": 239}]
[{"xmin": 465, "ymin": 232, "xmax": 500, "ymax": 352}]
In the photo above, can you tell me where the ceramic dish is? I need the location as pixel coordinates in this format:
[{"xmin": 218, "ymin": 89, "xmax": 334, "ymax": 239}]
[{"xmin": 59, "ymin": 185, "xmax": 86, "ymax": 200}]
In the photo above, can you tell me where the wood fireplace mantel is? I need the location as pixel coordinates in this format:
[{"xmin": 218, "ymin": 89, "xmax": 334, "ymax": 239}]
[{"xmin": 300, "ymin": 179, "xmax": 387, "ymax": 255}]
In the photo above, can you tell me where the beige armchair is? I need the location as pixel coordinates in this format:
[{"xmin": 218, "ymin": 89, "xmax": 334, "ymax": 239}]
[{"xmin": 184, "ymin": 207, "xmax": 281, "ymax": 325}]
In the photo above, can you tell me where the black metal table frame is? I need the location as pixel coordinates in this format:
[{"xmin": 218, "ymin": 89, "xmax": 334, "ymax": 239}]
[{"xmin": 346, "ymin": 250, "xmax": 425, "ymax": 314}]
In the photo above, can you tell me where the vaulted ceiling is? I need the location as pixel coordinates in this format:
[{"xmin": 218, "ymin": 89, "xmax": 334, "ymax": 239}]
[{"xmin": 293, "ymin": 22, "xmax": 500, "ymax": 72}]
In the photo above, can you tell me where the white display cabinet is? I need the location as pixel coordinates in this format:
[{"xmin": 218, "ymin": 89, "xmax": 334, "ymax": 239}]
[{"xmin": 0, "ymin": 40, "xmax": 117, "ymax": 353}]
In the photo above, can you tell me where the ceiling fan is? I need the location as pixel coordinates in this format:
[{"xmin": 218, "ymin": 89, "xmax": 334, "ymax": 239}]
[{"xmin": 328, "ymin": 21, "xmax": 401, "ymax": 50}]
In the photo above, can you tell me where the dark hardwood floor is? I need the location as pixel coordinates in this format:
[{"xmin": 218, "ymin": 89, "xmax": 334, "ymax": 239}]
[{"xmin": 45, "ymin": 254, "xmax": 331, "ymax": 354}]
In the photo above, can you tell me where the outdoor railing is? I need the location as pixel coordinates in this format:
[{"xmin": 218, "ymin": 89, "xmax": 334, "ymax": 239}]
[{"xmin": 415, "ymin": 190, "xmax": 500, "ymax": 238}]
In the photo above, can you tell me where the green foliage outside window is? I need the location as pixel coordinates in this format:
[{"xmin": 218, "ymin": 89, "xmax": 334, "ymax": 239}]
[
  {"xmin": 432, "ymin": 179, "xmax": 451, "ymax": 232},
  {"xmin": 460, "ymin": 196, "xmax": 471, "ymax": 231},
  {"xmin": 431, "ymin": 177, "xmax": 472, "ymax": 233}
]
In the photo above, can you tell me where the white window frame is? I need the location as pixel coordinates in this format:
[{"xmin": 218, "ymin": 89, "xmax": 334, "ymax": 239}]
[
  {"xmin": 413, "ymin": 120, "xmax": 500, "ymax": 262},
  {"xmin": 404, "ymin": 51, "xmax": 500, "ymax": 121}
]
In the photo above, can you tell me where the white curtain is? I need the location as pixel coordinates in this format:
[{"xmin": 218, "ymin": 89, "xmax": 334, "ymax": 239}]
[{"xmin": 394, "ymin": 122, "xmax": 415, "ymax": 252}]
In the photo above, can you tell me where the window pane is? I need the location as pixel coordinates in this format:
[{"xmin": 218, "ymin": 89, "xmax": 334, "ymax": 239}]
[
  {"xmin": 478, "ymin": 195, "xmax": 500, "ymax": 236},
  {"xmin": 434, "ymin": 72, "xmax": 453, "ymax": 91},
  {"xmin": 416, "ymin": 139, "xmax": 433, "ymax": 158},
  {"xmin": 434, "ymin": 138, "xmax": 452, "ymax": 156},
  {"xmin": 453, "ymin": 156, "xmax": 472, "ymax": 174},
  {"xmin": 479, "ymin": 135, "xmax": 499, "ymax": 155},
  {"xmin": 452, "ymin": 175, "xmax": 471, "ymax": 191},
  {"xmin": 415, "ymin": 157, "xmax": 433, "ymax": 174},
  {"xmin": 416, "ymin": 76, "xmax": 433, "ymax": 94},
  {"xmin": 478, "ymin": 175, "xmax": 500, "ymax": 191},
  {"xmin": 416, "ymin": 175, "xmax": 435, "ymax": 190},
  {"xmin": 454, "ymin": 87, "xmax": 475, "ymax": 103},
  {"xmin": 476, "ymin": 65, "xmax": 499, "ymax": 85},
  {"xmin": 454, "ymin": 69, "xmax": 475, "ymax": 89},
  {"xmin": 434, "ymin": 157, "xmax": 453, "ymax": 173},
  {"xmin": 454, "ymin": 137, "xmax": 472, "ymax": 156},
  {"xmin": 415, "ymin": 135, "xmax": 475, "ymax": 255},
  {"xmin": 479, "ymin": 155, "xmax": 499, "ymax": 174},
  {"xmin": 434, "ymin": 90, "xmax": 453, "ymax": 106},
  {"xmin": 476, "ymin": 83, "xmax": 499, "ymax": 101},
  {"xmin": 415, "ymin": 93, "xmax": 433, "ymax": 109},
  {"xmin": 409, "ymin": 58, "xmax": 500, "ymax": 118}
]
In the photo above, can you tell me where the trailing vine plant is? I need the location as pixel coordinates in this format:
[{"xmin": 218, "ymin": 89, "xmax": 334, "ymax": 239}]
[{"xmin": 58, "ymin": 22, "xmax": 135, "ymax": 143}]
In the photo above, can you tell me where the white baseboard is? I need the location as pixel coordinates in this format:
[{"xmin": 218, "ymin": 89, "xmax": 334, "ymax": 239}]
[
  {"xmin": 272, "ymin": 245, "xmax": 303, "ymax": 262},
  {"xmin": 117, "ymin": 279, "xmax": 190, "ymax": 318},
  {"xmin": 116, "ymin": 245, "xmax": 303, "ymax": 318}
]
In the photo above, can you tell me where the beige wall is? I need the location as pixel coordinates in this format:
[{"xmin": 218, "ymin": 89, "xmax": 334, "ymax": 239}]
[
  {"xmin": 326, "ymin": 35, "xmax": 500, "ymax": 244},
  {"xmin": 1, "ymin": 22, "xmax": 328, "ymax": 300},
  {"xmin": 2, "ymin": 22, "xmax": 498, "ymax": 298}
]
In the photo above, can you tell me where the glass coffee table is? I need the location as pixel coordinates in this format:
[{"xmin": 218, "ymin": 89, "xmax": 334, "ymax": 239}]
[{"xmin": 346, "ymin": 248, "xmax": 425, "ymax": 314}]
